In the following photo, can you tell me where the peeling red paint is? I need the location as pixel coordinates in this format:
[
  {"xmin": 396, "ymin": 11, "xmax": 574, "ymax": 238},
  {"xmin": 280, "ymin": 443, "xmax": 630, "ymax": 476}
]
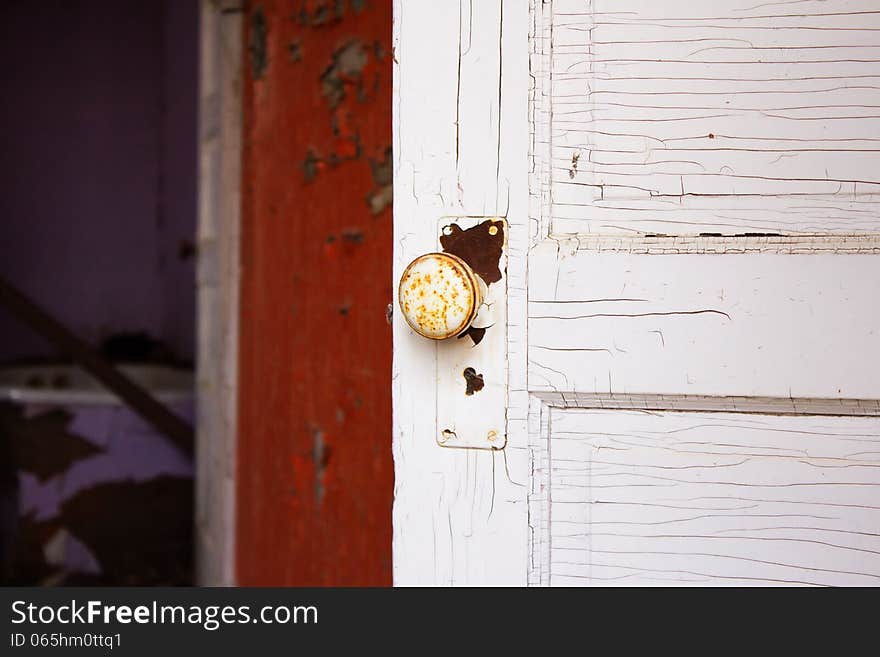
[
  {"xmin": 367, "ymin": 146, "xmax": 392, "ymax": 214},
  {"xmin": 238, "ymin": 0, "xmax": 392, "ymax": 586}
]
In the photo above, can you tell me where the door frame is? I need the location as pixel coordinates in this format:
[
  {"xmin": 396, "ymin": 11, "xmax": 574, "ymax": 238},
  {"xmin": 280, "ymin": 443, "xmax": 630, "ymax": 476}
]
[
  {"xmin": 195, "ymin": 0, "xmax": 243, "ymax": 586},
  {"xmin": 196, "ymin": 0, "xmax": 396, "ymax": 586}
]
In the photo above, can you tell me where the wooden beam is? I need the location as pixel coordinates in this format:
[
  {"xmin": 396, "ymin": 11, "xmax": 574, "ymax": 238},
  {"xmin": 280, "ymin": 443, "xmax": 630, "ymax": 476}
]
[{"xmin": 0, "ymin": 275, "xmax": 194, "ymax": 456}]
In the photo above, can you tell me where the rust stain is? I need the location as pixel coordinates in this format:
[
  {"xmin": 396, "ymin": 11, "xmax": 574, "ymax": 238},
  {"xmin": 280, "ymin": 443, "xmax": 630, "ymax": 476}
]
[
  {"xmin": 440, "ymin": 219, "xmax": 505, "ymax": 285},
  {"xmin": 462, "ymin": 367, "xmax": 484, "ymax": 396},
  {"xmin": 457, "ymin": 325, "xmax": 486, "ymax": 346},
  {"xmin": 398, "ymin": 253, "xmax": 480, "ymax": 340}
]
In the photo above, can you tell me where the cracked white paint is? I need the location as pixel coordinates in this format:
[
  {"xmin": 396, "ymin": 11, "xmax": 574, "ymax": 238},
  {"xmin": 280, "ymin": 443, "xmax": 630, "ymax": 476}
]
[
  {"xmin": 394, "ymin": 0, "xmax": 880, "ymax": 586},
  {"xmin": 393, "ymin": 0, "xmax": 530, "ymax": 586},
  {"xmin": 547, "ymin": 410, "xmax": 880, "ymax": 586},
  {"xmin": 550, "ymin": 0, "xmax": 880, "ymax": 237}
]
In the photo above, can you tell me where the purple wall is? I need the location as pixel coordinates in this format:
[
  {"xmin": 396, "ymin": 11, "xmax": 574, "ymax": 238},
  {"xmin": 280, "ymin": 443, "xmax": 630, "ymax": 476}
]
[{"xmin": 0, "ymin": 0, "xmax": 199, "ymax": 364}]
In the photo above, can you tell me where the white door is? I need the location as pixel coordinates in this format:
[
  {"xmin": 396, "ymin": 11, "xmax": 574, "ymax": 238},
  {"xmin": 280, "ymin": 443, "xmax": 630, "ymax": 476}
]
[{"xmin": 392, "ymin": 0, "xmax": 880, "ymax": 586}]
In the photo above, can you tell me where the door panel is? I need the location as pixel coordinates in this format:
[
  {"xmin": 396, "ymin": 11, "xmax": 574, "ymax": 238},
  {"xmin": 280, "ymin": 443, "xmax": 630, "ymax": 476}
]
[
  {"xmin": 529, "ymin": 245, "xmax": 880, "ymax": 399},
  {"xmin": 549, "ymin": 0, "xmax": 880, "ymax": 236},
  {"xmin": 545, "ymin": 409, "xmax": 880, "ymax": 586}
]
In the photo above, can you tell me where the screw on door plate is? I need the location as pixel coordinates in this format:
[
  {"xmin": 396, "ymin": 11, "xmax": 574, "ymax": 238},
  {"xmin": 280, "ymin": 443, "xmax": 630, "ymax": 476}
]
[{"xmin": 437, "ymin": 427, "xmax": 506, "ymax": 450}]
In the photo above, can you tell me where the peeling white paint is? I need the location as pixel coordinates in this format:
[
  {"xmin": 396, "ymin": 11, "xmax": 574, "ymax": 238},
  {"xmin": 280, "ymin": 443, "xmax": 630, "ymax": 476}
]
[{"xmin": 394, "ymin": 0, "xmax": 880, "ymax": 586}]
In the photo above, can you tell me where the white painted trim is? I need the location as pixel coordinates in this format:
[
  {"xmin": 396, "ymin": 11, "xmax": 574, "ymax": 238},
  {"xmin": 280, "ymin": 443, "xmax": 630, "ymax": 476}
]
[
  {"xmin": 195, "ymin": 0, "xmax": 242, "ymax": 587},
  {"xmin": 533, "ymin": 392, "xmax": 880, "ymax": 417},
  {"xmin": 533, "ymin": 234, "xmax": 880, "ymax": 254}
]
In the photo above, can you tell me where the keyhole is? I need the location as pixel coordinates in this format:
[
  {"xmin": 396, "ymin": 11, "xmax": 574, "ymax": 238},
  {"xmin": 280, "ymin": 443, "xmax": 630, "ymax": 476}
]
[{"xmin": 462, "ymin": 367, "xmax": 484, "ymax": 396}]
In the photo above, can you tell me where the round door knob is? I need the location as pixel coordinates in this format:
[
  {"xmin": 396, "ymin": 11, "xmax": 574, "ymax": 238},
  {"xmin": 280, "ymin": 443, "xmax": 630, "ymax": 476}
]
[{"xmin": 398, "ymin": 252, "xmax": 483, "ymax": 340}]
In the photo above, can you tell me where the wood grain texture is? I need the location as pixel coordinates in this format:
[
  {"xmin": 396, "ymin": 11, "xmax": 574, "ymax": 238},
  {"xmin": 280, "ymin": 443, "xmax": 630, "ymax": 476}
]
[
  {"xmin": 237, "ymin": 0, "xmax": 393, "ymax": 586},
  {"xmin": 549, "ymin": 0, "xmax": 880, "ymax": 236},
  {"xmin": 549, "ymin": 408, "xmax": 880, "ymax": 586}
]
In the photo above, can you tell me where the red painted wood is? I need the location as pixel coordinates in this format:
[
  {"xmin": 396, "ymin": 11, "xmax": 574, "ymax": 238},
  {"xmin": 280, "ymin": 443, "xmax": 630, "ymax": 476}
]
[{"xmin": 237, "ymin": 0, "xmax": 393, "ymax": 585}]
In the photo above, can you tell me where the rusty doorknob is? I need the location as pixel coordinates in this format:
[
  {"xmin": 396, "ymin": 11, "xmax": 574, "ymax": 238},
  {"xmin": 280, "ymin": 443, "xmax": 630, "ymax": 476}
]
[{"xmin": 398, "ymin": 252, "xmax": 483, "ymax": 340}]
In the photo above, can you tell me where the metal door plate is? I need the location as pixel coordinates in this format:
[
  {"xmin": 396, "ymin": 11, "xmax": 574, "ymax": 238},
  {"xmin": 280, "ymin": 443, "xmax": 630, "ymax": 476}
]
[{"xmin": 435, "ymin": 216, "xmax": 507, "ymax": 450}]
